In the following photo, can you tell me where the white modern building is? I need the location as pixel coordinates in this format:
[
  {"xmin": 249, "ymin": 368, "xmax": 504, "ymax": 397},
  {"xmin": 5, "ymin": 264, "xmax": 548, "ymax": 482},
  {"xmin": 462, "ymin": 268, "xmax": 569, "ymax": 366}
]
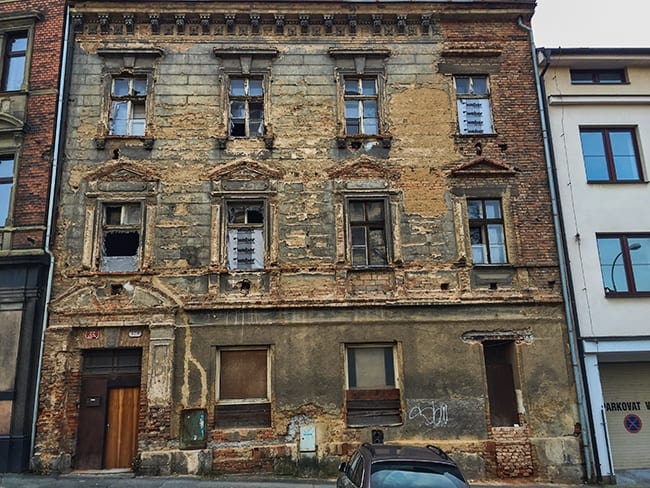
[{"xmin": 541, "ymin": 48, "xmax": 650, "ymax": 482}]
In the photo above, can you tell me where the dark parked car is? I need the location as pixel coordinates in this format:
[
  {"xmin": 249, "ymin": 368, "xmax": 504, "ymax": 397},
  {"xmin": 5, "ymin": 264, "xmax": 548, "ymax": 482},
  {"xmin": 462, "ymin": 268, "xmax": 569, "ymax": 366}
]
[{"xmin": 337, "ymin": 443, "xmax": 470, "ymax": 488}]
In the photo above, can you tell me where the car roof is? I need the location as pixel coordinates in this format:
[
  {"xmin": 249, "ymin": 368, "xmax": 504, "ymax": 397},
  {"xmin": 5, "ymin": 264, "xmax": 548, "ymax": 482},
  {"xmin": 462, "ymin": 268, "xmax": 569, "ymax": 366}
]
[{"xmin": 360, "ymin": 443, "xmax": 457, "ymax": 465}]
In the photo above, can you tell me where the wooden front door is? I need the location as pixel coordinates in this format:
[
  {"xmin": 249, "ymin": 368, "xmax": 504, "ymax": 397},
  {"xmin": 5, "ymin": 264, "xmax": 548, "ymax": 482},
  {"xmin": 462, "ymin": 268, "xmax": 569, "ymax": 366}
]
[{"xmin": 104, "ymin": 387, "xmax": 140, "ymax": 469}]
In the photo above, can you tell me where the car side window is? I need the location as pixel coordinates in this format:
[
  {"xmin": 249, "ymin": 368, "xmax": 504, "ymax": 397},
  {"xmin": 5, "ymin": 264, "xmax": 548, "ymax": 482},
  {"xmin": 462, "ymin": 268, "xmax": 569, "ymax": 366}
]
[{"xmin": 350, "ymin": 452, "xmax": 364, "ymax": 486}]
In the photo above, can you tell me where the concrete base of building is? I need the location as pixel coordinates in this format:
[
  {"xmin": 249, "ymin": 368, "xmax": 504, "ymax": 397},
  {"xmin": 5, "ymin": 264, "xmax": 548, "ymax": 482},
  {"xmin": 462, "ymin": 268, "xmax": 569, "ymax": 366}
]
[{"xmin": 137, "ymin": 450, "xmax": 212, "ymax": 476}]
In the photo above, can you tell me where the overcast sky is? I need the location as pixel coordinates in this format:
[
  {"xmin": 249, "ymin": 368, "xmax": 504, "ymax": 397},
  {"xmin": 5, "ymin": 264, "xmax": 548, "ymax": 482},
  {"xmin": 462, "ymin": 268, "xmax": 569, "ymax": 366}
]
[{"xmin": 532, "ymin": 0, "xmax": 648, "ymax": 48}]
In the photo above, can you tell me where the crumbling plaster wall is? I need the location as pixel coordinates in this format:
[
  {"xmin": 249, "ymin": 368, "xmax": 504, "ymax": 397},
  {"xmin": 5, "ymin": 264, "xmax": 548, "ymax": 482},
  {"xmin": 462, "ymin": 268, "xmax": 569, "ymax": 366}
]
[{"xmin": 39, "ymin": 0, "xmax": 581, "ymax": 481}]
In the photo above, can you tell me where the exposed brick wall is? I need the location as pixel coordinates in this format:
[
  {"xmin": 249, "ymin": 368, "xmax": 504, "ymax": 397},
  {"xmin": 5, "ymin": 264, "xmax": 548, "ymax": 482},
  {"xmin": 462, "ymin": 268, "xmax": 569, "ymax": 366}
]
[{"xmin": 489, "ymin": 426, "xmax": 535, "ymax": 478}]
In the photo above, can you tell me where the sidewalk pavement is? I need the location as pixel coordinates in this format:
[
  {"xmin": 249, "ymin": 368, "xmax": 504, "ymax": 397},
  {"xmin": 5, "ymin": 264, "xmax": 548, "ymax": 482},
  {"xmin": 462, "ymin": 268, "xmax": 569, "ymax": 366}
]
[{"xmin": 0, "ymin": 472, "xmax": 592, "ymax": 488}]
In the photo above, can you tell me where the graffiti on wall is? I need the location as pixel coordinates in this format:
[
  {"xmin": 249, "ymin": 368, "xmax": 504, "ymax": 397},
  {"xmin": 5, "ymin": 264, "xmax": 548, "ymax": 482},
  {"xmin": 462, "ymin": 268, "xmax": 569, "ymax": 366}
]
[{"xmin": 408, "ymin": 400, "xmax": 449, "ymax": 427}]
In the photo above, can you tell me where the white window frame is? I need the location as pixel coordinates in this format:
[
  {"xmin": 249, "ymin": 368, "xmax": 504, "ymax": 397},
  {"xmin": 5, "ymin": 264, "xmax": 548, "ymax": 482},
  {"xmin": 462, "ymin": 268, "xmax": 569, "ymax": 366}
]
[
  {"xmin": 225, "ymin": 199, "xmax": 267, "ymax": 271},
  {"xmin": 467, "ymin": 198, "xmax": 507, "ymax": 265},
  {"xmin": 455, "ymin": 75, "xmax": 494, "ymax": 135},
  {"xmin": 108, "ymin": 76, "xmax": 148, "ymax": 136},
  {"xmin": 228, "ymin": 77, "xmax": 265, "ymax": 138},
  {"xmin": 343, "ymin": 77, "xmax": 379, "ymax": 136}
]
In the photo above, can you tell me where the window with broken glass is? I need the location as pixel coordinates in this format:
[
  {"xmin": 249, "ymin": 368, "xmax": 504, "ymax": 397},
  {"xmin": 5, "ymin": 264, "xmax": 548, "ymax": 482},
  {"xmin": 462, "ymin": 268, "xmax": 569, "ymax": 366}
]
[
  {"xmin": 0, "ymin": 156, "xmax": 15, "ymax": 227},
  {"xmin": 455, "ymin": 75, "xmax": 494, "ymax": 135},
  {"xmin": 349, "ymin": 199, "xmax": 388, "ymax": 267},
  {"xmin": 229, "ymin": 78, "xmax": 264, "ymax": 137},
  {"xmin": 468, "ymin": 199, "xmax": 507, "ymax": 264},
  {"xmin": 344, "ymin": 77, "xmax": 379, "ymax": 136},
  {"xmin": 226, "ymin": 201, "xmax": 265, "ymax": 270},
  {"xmin": 99, "ymin": 203, "xmax": 142, "ymax": 272},
  {"xmin": 109, "ymin": 77, "xmax": 147, "ymax": 136}
]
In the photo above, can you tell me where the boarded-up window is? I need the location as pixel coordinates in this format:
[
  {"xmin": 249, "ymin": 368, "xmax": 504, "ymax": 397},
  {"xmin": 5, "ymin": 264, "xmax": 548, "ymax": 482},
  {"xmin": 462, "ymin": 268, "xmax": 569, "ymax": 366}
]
[
  {"xmin": 455, "ymin": 75, "xmax": 494, "ymax": 135},
  {"xmin": 226, "ymin": 201, "xmax": 265, "ymax": 270},
  {"xmin": 346, "ymin": 345, "xmax": 401, "ymax": 426},
  {"xmin": 216, "ymin": 348, "xmax": 270, "ymax": 429},
  {"xmin": 219, "ymin": 349, "xmax": 268, "ymax": 400},
  {"xmin": 483, "ymin": 340, "xmax": 519, "ymax": 427}
]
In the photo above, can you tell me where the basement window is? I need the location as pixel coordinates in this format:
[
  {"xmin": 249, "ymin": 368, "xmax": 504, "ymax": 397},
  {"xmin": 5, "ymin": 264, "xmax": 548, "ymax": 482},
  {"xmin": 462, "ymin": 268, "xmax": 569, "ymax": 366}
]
[{"xmin": 99, "ymin": 203, "xmax": 142, "ymax": 272}]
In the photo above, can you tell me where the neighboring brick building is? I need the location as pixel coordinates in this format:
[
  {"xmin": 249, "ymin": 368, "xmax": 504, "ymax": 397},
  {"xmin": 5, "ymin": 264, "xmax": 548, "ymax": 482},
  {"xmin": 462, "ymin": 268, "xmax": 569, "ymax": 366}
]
[
  {"xmin": 0, "ymin": 0, "xmax": 66, "ymax": 473},
  {"xmin": 33, "ymin": 0, "xmax": 582, "ymax": 481}
]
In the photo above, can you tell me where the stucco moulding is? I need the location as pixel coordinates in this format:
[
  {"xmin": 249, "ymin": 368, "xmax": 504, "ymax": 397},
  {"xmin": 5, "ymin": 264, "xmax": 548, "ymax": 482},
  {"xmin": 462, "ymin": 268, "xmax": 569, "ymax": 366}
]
[
  {"xmin": 69, "ymin": 11, "xmax": 443, "ymax": 37},
  {"xmin": 49, "ymin": 282, "xmax": 180, "ymax": 317},
  {"xmin": 450, "ymin": 157, "xmax": 518, "ymax": 177},
  {"xmin": 209, "ymin": 159, "xmax": 285, "ymax": 182},
  {"xmin": 327, "ymin": 158, "xmax": 400, "ymax": 181}
]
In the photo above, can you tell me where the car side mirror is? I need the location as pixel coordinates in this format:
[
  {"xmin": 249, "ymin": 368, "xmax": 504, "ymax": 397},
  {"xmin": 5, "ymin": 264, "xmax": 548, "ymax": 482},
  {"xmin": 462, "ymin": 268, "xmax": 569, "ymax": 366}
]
[{"xmin": 338, "ymin": 462, "xmax": 347, "ymax": 472}]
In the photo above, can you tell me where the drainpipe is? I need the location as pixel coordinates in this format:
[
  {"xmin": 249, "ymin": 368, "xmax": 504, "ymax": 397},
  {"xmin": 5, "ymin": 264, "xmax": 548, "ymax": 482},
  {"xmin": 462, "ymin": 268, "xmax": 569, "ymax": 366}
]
[
  {"xmin": 517, "ymin": 16, "xmax": 595, "ymax": 482},
  {"xmin": 30, "ymin": 5, "xmax": 73, "ymax": 464}
]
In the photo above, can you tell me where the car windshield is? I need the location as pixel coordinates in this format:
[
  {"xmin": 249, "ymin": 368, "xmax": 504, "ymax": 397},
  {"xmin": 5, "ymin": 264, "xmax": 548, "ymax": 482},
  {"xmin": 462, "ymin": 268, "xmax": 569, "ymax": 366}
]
[{"xmin": 371, "ymin": 461, "xmax": 467, "ymax": 488}]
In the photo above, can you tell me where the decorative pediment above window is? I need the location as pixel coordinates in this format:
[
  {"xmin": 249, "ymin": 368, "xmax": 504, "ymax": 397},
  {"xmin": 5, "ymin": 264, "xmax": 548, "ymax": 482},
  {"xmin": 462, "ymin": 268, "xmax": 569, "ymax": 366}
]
[
  {"xmin": 0, "ymin": 112, "xmax": 24, "ymax": 133},
  {"xmin": 450, "ymin": 158, "xmax": 517, "ymax": 177},
  {"xmin": 84, "ymin": 162, "xmax": 160, "ymax": 194},
  {"xmin": 327, "ymin": 158, "xmax": 400, "ymax": 182},
  {"xmin": 50, "ymin": 282, "xmax": 179, "ymax": 317},
  {"xmin": 210, "ymin": 160, "xmax": 283, "ymax": 193}
]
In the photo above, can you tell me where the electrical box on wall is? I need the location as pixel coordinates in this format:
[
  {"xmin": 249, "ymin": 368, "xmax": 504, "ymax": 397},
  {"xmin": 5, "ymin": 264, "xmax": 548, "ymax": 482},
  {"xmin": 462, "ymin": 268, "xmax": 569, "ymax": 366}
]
[{"xmin": 300, "ymin": 424, "xmax": 316, "ymax": 452}]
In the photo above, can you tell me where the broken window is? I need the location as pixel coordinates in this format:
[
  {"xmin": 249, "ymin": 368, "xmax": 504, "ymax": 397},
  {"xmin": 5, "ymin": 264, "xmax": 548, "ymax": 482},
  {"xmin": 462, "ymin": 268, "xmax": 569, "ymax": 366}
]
[
  {"xmin": 0, "ymin": 156, "xmax": 15, "ymax": 227},
  {"xmin": 215, "ymin": 348, "xmax": 271, "ymax": 429},
  {"xmin": 467, "ymin": 199, "xmax": 507, "ymax": 264},
  {"xmin": 345, "ymin": 345, "xmax": 402, "ymax": 427},
  {"xmin": 1, "ymin": 31, "xmax": 28, "ymax": 91},
  {"xmin": 349, "ymin": 199, "xmax": 388, "ymax": 267},
  {"xmin": 483, "ymin": 340, "xmax": 519, "ymax": 427},
  {"xmin": 229, "ymin": 78, "xmax": 264, "ymax": 137},
  {"xmin": 226, "ymin": 201, "xmax": 265, "ymax": 270},
  {"xmin": 109, "ymin": 77, "xmax": 147, "ymax": 136},
  {"xmin": 344, "ymin": 77, "xmax": 379, "ymax": 135},
  {"xmin": 455, "ymin": 75, "xmax": 494, "ymax": 135},
  {"xmin": 99, "ymin": 203, "xmax": 142, "ymax": 272}
]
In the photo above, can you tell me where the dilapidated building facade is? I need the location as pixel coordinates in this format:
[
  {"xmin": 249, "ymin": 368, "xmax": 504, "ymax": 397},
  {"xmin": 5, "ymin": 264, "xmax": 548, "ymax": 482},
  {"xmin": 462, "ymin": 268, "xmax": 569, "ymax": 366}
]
[{"xmin": 34, "ymin": 0, "xmax": 582, "ymax": 481}]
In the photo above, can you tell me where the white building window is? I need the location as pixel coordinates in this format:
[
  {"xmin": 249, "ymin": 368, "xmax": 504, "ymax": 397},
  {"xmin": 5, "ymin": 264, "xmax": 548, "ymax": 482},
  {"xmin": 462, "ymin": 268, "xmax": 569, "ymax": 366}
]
[
  {"xmin": 109, "ymin": 77, "xmax": 147, "ymax": 136},
  {"xmin": 455, "ymin": 75, "xmax": 494, "ymax": 135},
  {"xmin": 226, "ymin": 201, "xmax": 265, "ymax": 270}
]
